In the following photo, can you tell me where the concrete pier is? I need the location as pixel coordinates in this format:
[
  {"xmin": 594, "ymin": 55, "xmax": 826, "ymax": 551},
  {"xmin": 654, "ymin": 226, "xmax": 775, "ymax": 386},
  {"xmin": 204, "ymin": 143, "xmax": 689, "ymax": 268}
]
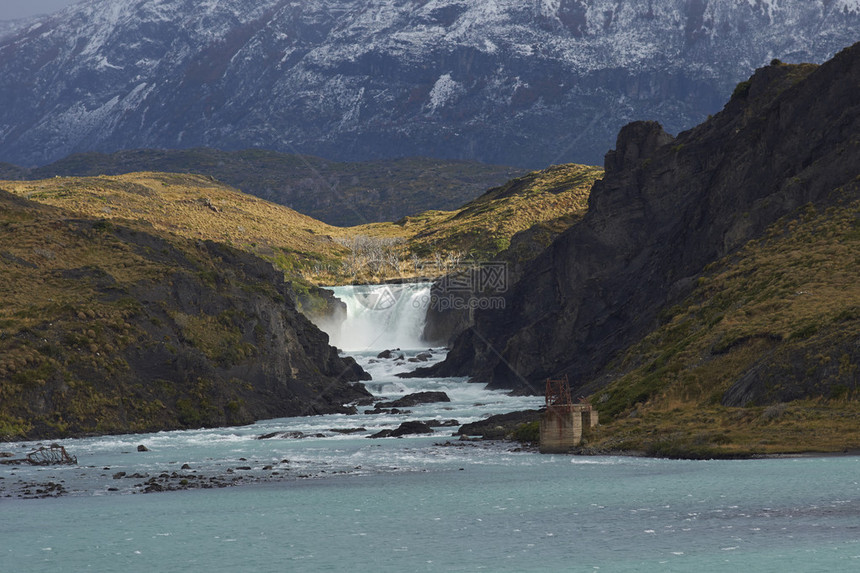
[{"xmin": 539, "ymin": 403, "xmax": 598, "ymax": 454}]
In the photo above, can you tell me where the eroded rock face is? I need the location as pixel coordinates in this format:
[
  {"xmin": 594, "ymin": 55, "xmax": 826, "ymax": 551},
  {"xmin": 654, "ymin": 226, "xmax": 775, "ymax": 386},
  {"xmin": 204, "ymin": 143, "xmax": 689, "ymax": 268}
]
[
  {"xmin": 118, "ymin": 239, "xmax": 372, "ymax": 425},
  {"xmin": 292, "ymin": 285, "xmax": 348, "ymax": 344},
  {"xmin": 430, "ymin": 43, "xmax": 860, "ymax": 397},
  {"xmin": 0, "ymin": 194, "xmax": 371, "ymax": 439}
]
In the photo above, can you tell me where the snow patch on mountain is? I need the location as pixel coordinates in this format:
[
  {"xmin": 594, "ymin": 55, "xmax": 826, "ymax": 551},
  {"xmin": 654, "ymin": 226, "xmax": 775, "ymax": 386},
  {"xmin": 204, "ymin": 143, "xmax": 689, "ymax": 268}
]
[
  {"xmin": 427, "ymin": 73, "xmax": 463, "ymax": 112},
  {"xmin": 0, "ymin": 0, "xmax": 857, "ymax": 168},
  {"xmin": 539, "ymin": 0, "xmax": 562, "ymax": 19},
  {"xmin": 836, "ymin": 0, "xmax": 860, "ymax": 13}
]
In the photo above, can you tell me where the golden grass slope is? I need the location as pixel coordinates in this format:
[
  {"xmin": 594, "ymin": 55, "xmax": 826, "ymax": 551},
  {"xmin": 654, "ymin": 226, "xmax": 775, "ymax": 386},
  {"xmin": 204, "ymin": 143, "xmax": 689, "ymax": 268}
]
[
  {"xmin": 2, "ymin": 164, "xmax": 604, "ymax": 284},
  {"xmin": 0, "ymin": 193, "xmax": 212, "ymax": 436},
  {"xmin": 0, "ymin": 188, "xmax": 365, "ymax": 439},
  {"xmin": 588, "ymin": 196, "xmax": 860, "ymax": 457},
  {"xmin": 1, "ymin": 172, "xmax": 349, "ymax": 279},
  {"xmin": 350, "ymin": 163, "xmax": 602, "ymax": 264}
]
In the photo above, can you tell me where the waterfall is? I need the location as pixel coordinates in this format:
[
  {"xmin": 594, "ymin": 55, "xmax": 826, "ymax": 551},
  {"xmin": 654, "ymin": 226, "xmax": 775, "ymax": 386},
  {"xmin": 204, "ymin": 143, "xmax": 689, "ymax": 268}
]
[{"xmin": 321, "ymin": 283, "xmax": 432, "ymax": 351}]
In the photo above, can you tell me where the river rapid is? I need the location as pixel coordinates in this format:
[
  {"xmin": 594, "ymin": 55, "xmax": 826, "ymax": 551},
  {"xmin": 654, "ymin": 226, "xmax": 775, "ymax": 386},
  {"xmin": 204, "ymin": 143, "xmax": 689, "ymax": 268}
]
[{"xmin": 2, "ymin": 284, "xmax": 859, "ymax": 572}]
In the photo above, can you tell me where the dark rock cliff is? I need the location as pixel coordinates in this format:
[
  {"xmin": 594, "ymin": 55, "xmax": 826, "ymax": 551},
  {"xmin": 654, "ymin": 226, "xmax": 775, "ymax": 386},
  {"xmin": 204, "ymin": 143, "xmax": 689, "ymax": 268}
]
[
  {"xmin": 0, "ymin": 192, "xmax": 370, "ymax": 439},
  {"xmin": 425, "ymin": 42, "xmax": 860, "ymax": 395},
  {"xmin": 119, "ymin": 238, "xmax": 371, "ymax": 421}
]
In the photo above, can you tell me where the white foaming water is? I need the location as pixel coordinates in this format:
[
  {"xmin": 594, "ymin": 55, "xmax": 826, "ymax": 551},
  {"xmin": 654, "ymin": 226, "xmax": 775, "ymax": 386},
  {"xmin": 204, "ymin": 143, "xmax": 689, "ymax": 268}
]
[
  {"xmin": 6, "ymin": 286, "xmax": 859, "ymax": 572},
  {"xmin": 0, "ymin": 347, "xmax": 541, "ymax": 499},
  {"xmin": 322, "ymin": 283, "xmax": 431, "ymax": 351},
  {"xmin": 3, "ymin": 348, "xmax": 860, "ymax": 572}
]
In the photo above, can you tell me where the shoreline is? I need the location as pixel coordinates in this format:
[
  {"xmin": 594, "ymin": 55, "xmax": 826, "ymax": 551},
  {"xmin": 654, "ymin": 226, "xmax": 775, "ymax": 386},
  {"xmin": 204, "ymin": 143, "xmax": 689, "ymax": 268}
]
[{"xmin": 4, "ymin": 435, "xmax": 860, "ymax": 501}]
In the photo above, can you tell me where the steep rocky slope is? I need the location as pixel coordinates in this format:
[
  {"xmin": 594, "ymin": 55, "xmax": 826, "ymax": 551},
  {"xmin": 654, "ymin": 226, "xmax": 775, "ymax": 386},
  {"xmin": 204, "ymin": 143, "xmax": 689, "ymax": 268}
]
[
  {"xmin": 419, "ymin": 163, "xmax": 602, "ymax": 345},
  {"xmin": 0, "ymin": 190, "xmax": 369, "ymax": 440},
  {"xmin": 0, "ymin": 0, "xmax": 857, "ymax": 168},
  {"xmin": 428, "ymin": 42, "xmax": 860, "ymax": 407}
]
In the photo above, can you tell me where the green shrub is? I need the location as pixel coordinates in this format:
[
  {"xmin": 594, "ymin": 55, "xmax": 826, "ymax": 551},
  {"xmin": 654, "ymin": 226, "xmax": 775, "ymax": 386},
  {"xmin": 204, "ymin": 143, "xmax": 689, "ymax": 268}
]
[
  {"xmin": 92, "ymin": 219, "xmax": 114, "ymax": 233},
  {"xmin": 733, "ymin": 80, "xmax": 752, "ymax": 99},
  {"xmin": 511, "ymin": 421, "xmax": 540, "ymax": 443}
]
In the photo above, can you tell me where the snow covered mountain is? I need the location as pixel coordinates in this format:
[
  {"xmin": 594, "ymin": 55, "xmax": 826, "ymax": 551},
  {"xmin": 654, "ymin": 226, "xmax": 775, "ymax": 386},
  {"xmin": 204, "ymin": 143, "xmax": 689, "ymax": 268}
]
[
  {"xmin": 1, "ymin": 0, "xmax": 858, "ymax": 168},
  {"xmin": 0, "ymin": 17, "xmax": 32, "ymax": 40}
]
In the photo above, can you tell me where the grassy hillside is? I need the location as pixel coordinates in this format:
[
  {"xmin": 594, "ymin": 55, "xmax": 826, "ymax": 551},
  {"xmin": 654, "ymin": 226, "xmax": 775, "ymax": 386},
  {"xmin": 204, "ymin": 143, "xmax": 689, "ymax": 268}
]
[
  {"xmin": 342, "ymin": 163, "xmax": 603, "ymax": 281},
  {"xmin": 1, "ymin": 171, "xmax": 344, "ymax": 263},
  {"xmin": 587, "ymin": 195, "xmax": 860, "ymax": 457},
  {"xmin": 396, "ymin": 163, "xmax": 601, "ymax": 260},
  {"xmin": 1, "ymin": 164, "xmax": 605, "ymax": 286},
  {"xmin": 0, "ymin": 189, "xmax": 369, "ymax": 440},
  {"xmin": 0, "ymin": 163, "xmax": 603, "ymax": 440},
  {"xmin": 0, "ymin": 173, "xmax": 333, "ymax": 241},
  {"xmin": 15, "ymin": 148, "xmax": 526, "ymax": 226}
]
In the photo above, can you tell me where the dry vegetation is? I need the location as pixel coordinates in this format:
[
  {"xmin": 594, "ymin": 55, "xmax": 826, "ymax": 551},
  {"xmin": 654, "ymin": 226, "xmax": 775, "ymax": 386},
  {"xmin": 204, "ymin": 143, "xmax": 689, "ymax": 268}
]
[
  {"xmin": 587, "ymin": 195, "xmax": 860, "ymax": 456},
  {"xmin": 1, "ymin": 164, "xmax": 603, "ymax": 285},
  {"xmin": 0, "ymin": 199, "xmax": 167, "ymax": 436},
  {"xmin": 0, "ymin": 188, "xmax": 312, "ymax": 438},
  {"xmin": 0, "ymin": 165, "xmax": 603, "ymax": 438},
  {"xmin": 1, "ymin": 172, "xmax": 350, "ymax": 281},
  {"xmin": 336, "ymin": 163, "xmax": 601, "ymax": 282},
  {"xmin": 365, "ymin": 163, "xmax": 600, "ymax": 259}
]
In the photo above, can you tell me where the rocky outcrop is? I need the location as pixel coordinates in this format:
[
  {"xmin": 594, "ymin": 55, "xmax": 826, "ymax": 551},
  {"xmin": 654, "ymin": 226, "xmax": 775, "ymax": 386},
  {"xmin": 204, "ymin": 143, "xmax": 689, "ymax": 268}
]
[
  {"xmin": 291, "ymin": 283, "xmax": 348, "ymax": 347},
  {"xmin": 421, "ymin": 205, "xmax": 589, "ymax": 347},
  {"xmin": 374, "ymin": 392, "xmax": 451, "ymax": 409},
  {"xmin": 376, "ymin": 349, "xmax": 405, "ymax": 360},
  {"xmin": 119, "ymin": 237, "xmax": 371, "ymax": 419},
  {"xmin": 420, "ymin": 164, "xmax": 599, "ymax": 347},
  {"xmin": 457, "ymin": 410, "xmax": 542, "ymax": 440},
  {"xmin": 0, "ymin": 191, "xmax": 371, "ymax": 439},
  {"xmin": 427, "ymin": 42, "xmax": 860, "ymax": 397},
  {"xmin": 368, "ymin": 421, "xmax": 434, "ymax": 438}
]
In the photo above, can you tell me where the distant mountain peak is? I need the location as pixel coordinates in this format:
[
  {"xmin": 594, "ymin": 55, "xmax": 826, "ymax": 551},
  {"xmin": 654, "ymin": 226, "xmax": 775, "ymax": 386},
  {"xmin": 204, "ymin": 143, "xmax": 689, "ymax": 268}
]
[{"xmin": 0, "ymin": 0, "xmax": 857, "ymax": 167}]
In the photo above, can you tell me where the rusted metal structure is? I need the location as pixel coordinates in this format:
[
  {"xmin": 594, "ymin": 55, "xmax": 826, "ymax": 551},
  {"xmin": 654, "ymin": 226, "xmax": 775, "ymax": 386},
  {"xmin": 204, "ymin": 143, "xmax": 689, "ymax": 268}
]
[
  {"xmin": 539, "ymin": 376, "xmax": 598, "ymax": 453},
  {"xmin": 545, "ymin": 375, "xmax": 573, "ymax": 408},
  {"xmin": 26, "ymin": 444, "xmax": 77, "ymax": 465}
]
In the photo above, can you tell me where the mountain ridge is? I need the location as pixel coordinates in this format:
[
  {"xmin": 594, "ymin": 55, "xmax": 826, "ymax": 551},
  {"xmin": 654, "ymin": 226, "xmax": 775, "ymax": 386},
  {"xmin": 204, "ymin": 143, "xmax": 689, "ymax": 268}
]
[{"xmin": 1, "ymin": 0, "xmax": 858, "ymax": 168}]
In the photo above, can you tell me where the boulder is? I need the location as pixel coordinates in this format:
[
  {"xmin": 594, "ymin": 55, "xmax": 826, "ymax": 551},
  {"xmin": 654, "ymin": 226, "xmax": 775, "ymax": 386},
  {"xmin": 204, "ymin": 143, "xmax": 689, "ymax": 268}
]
[
  {"xmin": 375, "ymin": 391, "xmax": 451, "ymax": 408},
  {"xmin": 363, "ymin": 407, "xmax": 411, "ymax": 415},
  {"xmin": 329, "ymin": 427, "xmax": 367, "ymax": 434},
  {"xmin": 457, "ymin": 410, "xmax": 542, "ymax": 440},
  {"xmin": 256, "ymin": 431, "xmax": 317, "ymax": 440},
  {"xmin": 367, "ymin": 421, "xmax": 435, "ymax": 438},
  {"xmin": 376, "ymin": 349, "xmax": 403, "ymax": 359},
  {"xmin": 424, "ymin": 419, "xmax": 459, "ymax": 427}
]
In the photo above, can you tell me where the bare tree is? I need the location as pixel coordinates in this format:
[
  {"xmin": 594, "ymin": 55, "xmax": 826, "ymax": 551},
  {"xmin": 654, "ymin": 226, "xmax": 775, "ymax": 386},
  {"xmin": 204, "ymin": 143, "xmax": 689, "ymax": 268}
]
[{"xmin": 335, "ymin": 235, "xmax": 406, "ymax": 277}]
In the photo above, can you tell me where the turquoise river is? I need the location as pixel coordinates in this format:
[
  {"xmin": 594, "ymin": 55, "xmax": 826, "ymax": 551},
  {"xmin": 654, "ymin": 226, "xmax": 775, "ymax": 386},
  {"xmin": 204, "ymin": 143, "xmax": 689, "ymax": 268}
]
[{"xmin": 2, "ymin": 284, "xmax": 858, "ymax": 571}]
